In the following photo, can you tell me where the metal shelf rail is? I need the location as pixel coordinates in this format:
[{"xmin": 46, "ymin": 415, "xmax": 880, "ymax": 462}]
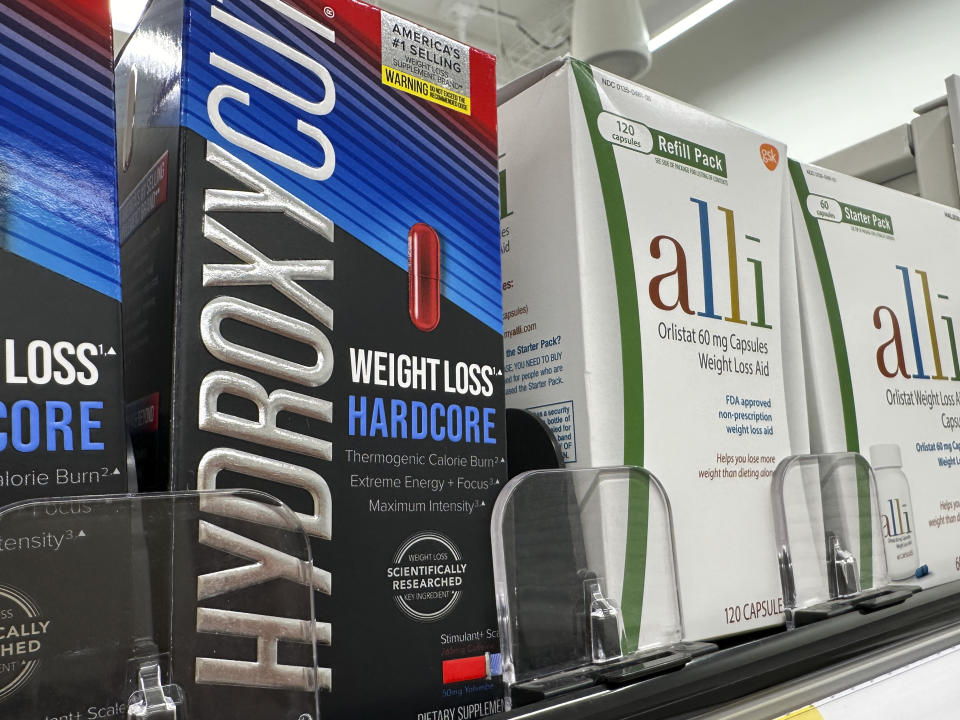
[{"xmin": 494, "ymin": 580, "xmax": 960, "ymax": 720}]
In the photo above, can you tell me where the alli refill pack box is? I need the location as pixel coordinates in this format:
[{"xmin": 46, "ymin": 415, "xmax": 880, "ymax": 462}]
[
  {"xmin": 116, "ymin": 0, "xmax": 506, "ymax": 717},
  {"xmin": 0, "ymin": 1, "xmax": 134, "ymax": 717},
  {"xmin": 790, "ymin": 159, "xmax": 960, "ymax": 587},
  {"xmin": 499, "ymin": 59, "xmax": 807, "ymax": 641}
]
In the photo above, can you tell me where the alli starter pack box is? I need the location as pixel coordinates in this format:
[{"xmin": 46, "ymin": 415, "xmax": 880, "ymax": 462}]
[
  {"xmin": 116, "ymin": 0, "xmax": 506, "ymax": 717},
  {"xmin": 499, "ymin": 59, "xmax": 808, "ymax": 641},
  {"xmin": 791, "ymin": 159, "xmax": 960, "ymax": 588},
  {"xmin": 0, "ymin": 0, "xmax": 133, "ymax": 717}
]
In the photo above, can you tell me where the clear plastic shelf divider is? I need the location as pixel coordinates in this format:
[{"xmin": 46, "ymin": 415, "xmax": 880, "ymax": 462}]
[
  {"xmin": 0, "ymin": 491, "xmax": 322, "ymax": 720},
  {"xmin": 490, "ymin": 466, "xmax": 715, "ymax": 709},
  {"xmin": 771, "ymin": 452, "xmax": 919, "ymax": 629}
]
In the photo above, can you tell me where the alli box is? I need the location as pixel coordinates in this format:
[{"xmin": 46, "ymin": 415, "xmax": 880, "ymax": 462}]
[
  {"xmin": 116, "ymin": 0, "xmax": 506, "ymax": 718},
  {"xmin": 499, "ymin": 58, "xmax": 808, "ymax": 641},
  {"xmin": 791, "ymin": 159, "xmax": 960, "ymax": 588}
]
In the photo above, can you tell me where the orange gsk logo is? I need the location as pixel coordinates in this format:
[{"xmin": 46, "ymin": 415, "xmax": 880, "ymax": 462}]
[{"xmin": 760, "ymin": 143, "xmax": 779, "ymax": 171}]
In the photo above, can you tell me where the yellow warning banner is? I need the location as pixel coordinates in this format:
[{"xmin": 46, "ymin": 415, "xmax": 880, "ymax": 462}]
[{"xmin": 382, "ymin": 66, "xmax": 471, "ymax": 115}]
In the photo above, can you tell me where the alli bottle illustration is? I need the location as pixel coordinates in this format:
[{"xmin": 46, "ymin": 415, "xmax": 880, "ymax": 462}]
[{"xmin": 870, "ymin": 444, "xmax": 920, "ymax": 580}]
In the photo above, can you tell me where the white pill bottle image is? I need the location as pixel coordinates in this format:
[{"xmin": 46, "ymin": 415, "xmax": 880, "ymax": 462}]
[{"xmin": 870, "ymin": 443, "xmax": 919, "ymax": 580}]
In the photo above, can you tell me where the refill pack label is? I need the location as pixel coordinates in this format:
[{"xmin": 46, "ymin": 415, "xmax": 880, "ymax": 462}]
[
  {"xmin": 116, "ymin": 0, "xmax": 505, "ymax": 717},
  {"xmin": 0, "ymin": 1, "xmax": 130, "ymax": 717},
  {"xmin": 500, "ymin": 59, "xmax": 806, "ymax": 640},
  {"xmin": 791, "ymin": 160, "xmax": 960, "ymax": 587}
]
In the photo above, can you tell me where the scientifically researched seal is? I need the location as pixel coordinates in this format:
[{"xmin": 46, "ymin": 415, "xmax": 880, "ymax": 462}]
[{"xmin": 0, "ymin": 584, "xmax": 50, "ymax": 704}]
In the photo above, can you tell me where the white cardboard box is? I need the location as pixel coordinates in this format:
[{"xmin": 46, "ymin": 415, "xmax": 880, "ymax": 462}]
[
  {"xmin": 791, "ymin": 159, "xmax": 960, "ymax": 588},
  {"xmin": 499, "ymin": 58, "xmax": 807, "ymax": 640}
]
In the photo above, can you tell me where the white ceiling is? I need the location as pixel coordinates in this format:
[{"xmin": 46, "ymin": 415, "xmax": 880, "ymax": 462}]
[
  {"xmin": 373, "ymin": 0, "xmax": 706, "ymax": 39},
  {"xmin": 348, "ymin": 0, "xmax": 711, "ymax": 84},
  {"xmin": 638, "ymin": 0, "xmax": 960, "ymax": 160}
]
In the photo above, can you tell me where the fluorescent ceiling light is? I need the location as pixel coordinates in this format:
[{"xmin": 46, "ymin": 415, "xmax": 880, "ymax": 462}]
[
  {"xmin": 111, "ymin": 0, "xmax": 150, "ymax": 33},
  {"xmin": 648, "ymin": 0, "xmax": 737, "ymax": 52}
]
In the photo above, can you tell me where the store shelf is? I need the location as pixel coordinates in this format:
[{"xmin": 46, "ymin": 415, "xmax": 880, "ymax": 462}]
[
  {"xmin": 495, "ymin": 580, "xmax": 960, "ymax": 720},
  {"xmin": 692, "ymin": 627, "xmax": 960, "ymax": 720}
]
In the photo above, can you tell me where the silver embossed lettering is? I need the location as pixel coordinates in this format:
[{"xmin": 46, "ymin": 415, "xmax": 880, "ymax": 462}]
[
  {"xmin": 197, "ymin": 448, "xmax": 332, "ymax": 540},
  {"xmin": 200, "ymin": 296, "xmax": 332, "ymax": 387},
  {"xmin": 207, "ymin": 85, "xmax": 334, "ymax": 181},
  {"xmin": 210, "ymin": 6, "xmax": 335, "ymax": 116},
  {"xmin": 195, "ymin": 608, "xmax": 331, "ymax": 691},
  {"xmin": 198, "ymin": 520, "xmax": 331, "ymax": 599},
  {"xmin": 204, "ymin": 143, "xmax": 333, "ymax": 237},
  {"xmin": 202, "ymin": 215, "xmax": 333, "ymax": 330},
  {"xmin": 199, "ymin": 370, "xmax": 332, "ymax": 459}
]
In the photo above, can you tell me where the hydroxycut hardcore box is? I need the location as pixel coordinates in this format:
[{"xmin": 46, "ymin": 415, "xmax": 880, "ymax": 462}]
[
  {"xmin": 0, "ymin": 0, "xmax": 127, "ymax": 502},
  {"xmin": 0, "ymin": 0, "xmax": 131, "ymax": 717},
  {"xmin": 499, "ymin": 59, "xmax": 807, "ymax": 641},
  {"xmin": 116, "ymin": 0, "xmax": 505, "ymax": 718},
  {"xmin": 791, "ymin": 159, "xmax": 960, "ymax": 589}
]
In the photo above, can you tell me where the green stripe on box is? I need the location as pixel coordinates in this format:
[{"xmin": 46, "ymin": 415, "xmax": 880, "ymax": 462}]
[
  {"xmin": 572, "ymin": 60, "xmax": 649, "ymax": 650},
  {"xmin": 789, "ymin": 160, "xmax": 872, "ymax": 588}
]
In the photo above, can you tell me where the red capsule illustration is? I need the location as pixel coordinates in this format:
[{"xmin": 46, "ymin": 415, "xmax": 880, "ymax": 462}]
[{"xmin": 409, "ymin": 222, "xmax": 441, "ymax": 332}]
